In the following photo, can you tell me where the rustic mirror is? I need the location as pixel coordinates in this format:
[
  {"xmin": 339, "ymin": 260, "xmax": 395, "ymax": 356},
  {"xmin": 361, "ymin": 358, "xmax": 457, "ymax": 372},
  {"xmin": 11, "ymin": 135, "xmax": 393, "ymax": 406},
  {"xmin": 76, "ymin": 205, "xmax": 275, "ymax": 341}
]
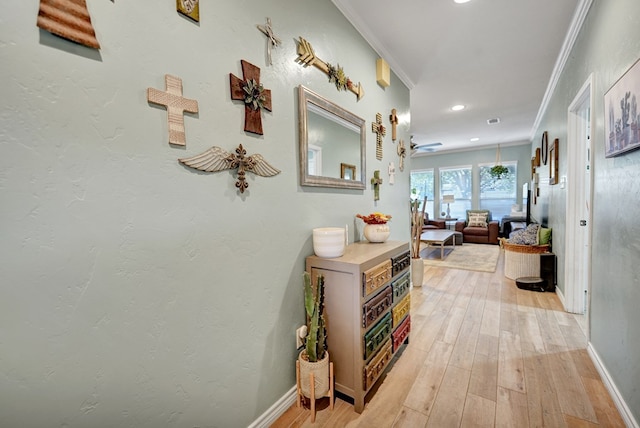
[{"xmin": 298, "ymin": 85, "xmax": 366, "ymax": 189}]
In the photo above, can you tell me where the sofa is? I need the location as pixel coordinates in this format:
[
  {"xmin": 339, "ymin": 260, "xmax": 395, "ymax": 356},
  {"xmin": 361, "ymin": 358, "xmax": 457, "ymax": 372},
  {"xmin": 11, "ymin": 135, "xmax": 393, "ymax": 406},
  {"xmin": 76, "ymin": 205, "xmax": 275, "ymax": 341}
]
[
  {"xmin": 422, "ymin": 213, "xmax": 445, "ymax": 231},
  {"xmin": 455, "ymin": 210, "xmax": 499, "ymax": 244}
]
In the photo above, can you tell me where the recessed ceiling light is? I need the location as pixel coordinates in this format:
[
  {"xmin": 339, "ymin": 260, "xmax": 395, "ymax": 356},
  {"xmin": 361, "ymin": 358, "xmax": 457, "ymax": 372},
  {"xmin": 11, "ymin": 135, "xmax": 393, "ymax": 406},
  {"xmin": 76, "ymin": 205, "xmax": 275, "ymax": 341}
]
[
  {"xmin": 451, "ymin": 104, "xmax": 465, "ymax": 111},
  {"xmin": 470, "ymin": 137, "xmax": 480, "ymax": 142},
  {"xmin": 454, "ymin": 0, "xmax": 471, "ymax": 3}
]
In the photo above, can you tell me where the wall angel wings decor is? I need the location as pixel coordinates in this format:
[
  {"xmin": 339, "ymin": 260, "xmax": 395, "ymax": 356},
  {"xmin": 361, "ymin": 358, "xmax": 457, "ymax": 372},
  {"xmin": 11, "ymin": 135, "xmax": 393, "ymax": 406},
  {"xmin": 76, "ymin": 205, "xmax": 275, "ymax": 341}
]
[{"xmin": 179, "ymin": 144, "xmax": 280, "ymax": 194}]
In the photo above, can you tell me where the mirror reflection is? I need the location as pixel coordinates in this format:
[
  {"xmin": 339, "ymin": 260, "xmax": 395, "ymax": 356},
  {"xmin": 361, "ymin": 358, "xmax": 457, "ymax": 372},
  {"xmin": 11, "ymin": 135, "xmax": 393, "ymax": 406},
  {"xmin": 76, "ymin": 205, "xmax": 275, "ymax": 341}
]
[{"xmin": 299, "ymin": 85, "xmax": 366, "ymax": 189}]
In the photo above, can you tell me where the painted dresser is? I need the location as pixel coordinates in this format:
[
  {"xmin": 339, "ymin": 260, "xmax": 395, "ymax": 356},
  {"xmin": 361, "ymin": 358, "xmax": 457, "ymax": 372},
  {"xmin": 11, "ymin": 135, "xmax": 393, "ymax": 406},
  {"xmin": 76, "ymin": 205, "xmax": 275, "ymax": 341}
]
[{"xmin": 306, "ymin": 240, "xmax": 411, "ymax": 413}]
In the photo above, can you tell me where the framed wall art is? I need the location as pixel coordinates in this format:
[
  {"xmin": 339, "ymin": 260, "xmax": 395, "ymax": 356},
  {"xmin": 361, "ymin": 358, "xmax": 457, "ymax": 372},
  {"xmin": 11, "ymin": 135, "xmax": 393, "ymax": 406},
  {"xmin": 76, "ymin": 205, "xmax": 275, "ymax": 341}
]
[
  {"xmin": 605, "ymin": 57, "xmax": 640, "ymax": 157},
  {"xmin": 541, "ymin": 131, "xmax": 549, "ymax": 165},
  {"xmin": 177, "ymin": 0, "xmax": 199, "ymax": 22},
  {"xmin": 549, "ymin": 138, "xmax": 559, "ymax": 185}
]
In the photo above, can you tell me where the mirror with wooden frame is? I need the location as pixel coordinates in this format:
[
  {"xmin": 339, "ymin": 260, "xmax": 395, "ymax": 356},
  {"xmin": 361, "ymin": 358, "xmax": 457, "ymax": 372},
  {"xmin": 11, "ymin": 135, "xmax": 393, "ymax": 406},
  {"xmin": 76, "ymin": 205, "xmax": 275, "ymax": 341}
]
[{"xmin": 298, "ymin": 85, "xmax": 366, "ymax": 189}]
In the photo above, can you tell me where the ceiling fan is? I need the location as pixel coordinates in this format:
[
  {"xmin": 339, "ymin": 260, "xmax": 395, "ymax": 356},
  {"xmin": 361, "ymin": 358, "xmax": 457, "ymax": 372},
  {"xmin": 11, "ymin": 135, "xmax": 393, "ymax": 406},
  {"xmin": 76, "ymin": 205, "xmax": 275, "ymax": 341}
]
[{"xmin": 410, "ymin": 139, "xmax": 442, "ymax": 154}]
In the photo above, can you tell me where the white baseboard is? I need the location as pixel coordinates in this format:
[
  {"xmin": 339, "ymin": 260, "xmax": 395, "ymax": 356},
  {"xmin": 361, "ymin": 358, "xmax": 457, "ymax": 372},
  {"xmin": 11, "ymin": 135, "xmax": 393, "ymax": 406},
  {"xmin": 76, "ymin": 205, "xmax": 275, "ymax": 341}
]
[
  {"xmin": 556, "ymin": 286, "xmax": 566, "ymax": 308},
  {"xmin": 587, "ymin": 343, "xmax": 639, "ymax": 428},
  {"xmin": 248, "ymin": 386, "xmax": 297, "ymax": 428}
]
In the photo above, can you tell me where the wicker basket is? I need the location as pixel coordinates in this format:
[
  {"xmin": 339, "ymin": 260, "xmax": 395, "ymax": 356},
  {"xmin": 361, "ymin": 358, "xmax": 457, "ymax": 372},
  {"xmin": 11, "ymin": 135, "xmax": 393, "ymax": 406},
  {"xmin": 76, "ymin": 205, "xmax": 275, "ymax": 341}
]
[{"xmin": 503, "ymin": 241, "xmax": 550, "ymax": 280}]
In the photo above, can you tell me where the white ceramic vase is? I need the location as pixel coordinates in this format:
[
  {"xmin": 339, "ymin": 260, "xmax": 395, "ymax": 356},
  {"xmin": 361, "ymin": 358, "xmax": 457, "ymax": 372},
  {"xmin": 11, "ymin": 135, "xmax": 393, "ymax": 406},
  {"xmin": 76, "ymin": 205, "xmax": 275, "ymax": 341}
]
[
  {"xmin": 363, "ymin": 223, "xmax": 390, "ymax": 243},
  {"xmin": 411, "ymin": 257, "xmax": 424, "ymax": 287},
  {"xmin": 313, "ymin": 227, "xmax": 346, "ymax": 258}
]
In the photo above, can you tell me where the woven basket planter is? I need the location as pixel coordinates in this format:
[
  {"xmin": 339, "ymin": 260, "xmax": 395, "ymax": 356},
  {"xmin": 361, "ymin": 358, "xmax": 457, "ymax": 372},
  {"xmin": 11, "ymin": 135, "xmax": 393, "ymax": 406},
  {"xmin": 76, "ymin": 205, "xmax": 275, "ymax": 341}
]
[
  {"xmin": 503, "ymin": 242, "xmax": 550, "ymax": 280},
  {"xmin": 298, "ymin": 350, "xmax": 330, "ymax": 398}
]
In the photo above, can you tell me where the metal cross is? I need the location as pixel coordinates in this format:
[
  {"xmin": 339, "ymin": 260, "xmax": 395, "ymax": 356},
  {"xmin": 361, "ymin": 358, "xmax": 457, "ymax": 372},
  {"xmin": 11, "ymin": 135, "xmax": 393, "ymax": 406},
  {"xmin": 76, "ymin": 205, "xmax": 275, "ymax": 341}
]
[
  {"xmin": 372, "ymin": 113, "xmax": 386, "ymax": 160},
  {"xmin": 257, "ymin": 17, "xmax": 281, "ymax": 66},
  {"xmin": 371, "ymin": 170, "xmax": 383, "ymax": 201},
  {"xmin": 147, "ymin": 74, "xmax": 199, "ymax": 146}
]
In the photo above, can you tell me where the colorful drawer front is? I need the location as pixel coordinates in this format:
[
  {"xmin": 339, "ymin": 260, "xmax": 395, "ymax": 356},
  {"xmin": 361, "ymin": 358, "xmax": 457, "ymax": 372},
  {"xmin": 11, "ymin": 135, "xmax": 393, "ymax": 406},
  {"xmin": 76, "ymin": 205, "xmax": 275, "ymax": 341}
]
[
  {"xmin": 362, "ymin": 286, "xmax": 393, "ymax": 329},
  {"xmin": 363, "ymin": 312, "xmax": 392, "ymax": 360},
  {"xmin": 392, "ymin": 293, "xmax": 411, "ymax": 327},
  {"xmin": 391, "ymin": 271, "xmax": 410, "ymax": 302},
  {"xmin": 392, "ymin": 315, "xmax": 411, "ymax": 352},
  {"xmin": 363, "ymin": 339, "xmax": 392, "ymax": 391},
  {"xmin": 391, "ymin": 250, "xmax": 411, "ymax": 276},
  {"xmin": 362, "ymin": 260, "xmax": 392, "ymax": 297}
]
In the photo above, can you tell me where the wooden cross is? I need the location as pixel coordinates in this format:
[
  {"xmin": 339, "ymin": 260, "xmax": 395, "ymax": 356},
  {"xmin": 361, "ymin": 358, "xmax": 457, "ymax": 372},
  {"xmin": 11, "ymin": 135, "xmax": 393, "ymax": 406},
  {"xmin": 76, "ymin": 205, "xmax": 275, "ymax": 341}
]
[
  {"xmin": 371, "ymin": 170, "xmax": 383, "ymax": 201},
  {"xmin": 389, "ymin": 109, "xmax": 398, "ymax": 141},
  {"xmin": 372, "ymin": 113, "xmax": 386, "ymax": 160},
  {"xmin": 257, "ymin": 17, "xmax": 281, "ymax": 65},
  {"xmin": 397, "ymin": 139, "xmax": 406, "ymax": 171},
  {"xmin": 147, "ymin": 74, "xmax": 199, "ymax": 146},
  {"xmin": 230, "ymin": 60, "xmax": 272, "ymax": 135}
]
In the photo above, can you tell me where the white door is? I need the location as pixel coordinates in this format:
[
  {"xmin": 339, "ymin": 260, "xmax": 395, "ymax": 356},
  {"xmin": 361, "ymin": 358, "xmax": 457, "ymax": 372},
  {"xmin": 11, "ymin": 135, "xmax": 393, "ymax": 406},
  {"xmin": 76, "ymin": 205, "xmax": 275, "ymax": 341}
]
[{"xmin": 565, "ymin": 75, "xmax": 594, "ymax": 329}]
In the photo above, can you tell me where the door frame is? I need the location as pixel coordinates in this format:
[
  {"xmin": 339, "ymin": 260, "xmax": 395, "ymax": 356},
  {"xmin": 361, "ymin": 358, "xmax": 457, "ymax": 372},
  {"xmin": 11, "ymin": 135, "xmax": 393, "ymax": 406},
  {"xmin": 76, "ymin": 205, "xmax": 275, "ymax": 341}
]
[{"xmin": 564, "ymin": 74, "xmax": 594, "ymax": 328}]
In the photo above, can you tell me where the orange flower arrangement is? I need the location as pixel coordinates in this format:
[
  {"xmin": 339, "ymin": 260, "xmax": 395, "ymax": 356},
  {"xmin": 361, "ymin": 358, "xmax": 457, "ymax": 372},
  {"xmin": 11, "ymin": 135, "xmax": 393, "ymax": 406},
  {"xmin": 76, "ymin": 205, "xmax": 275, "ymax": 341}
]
[{"xmin": 356, "ymin": 212, "xmax": 392, "ymax": 225}]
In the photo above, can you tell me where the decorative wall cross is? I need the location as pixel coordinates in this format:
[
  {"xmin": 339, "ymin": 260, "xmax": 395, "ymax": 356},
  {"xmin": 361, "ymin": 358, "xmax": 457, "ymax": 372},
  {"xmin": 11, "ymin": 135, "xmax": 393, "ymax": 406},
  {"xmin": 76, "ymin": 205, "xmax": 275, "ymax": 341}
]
[
  {"xmin": 295, "ymin": 37, "xmax": 364, "ymax": 101},
  {"xmin": 371, "ymin": 170, "xmax": 383, "ymax": 201},
  {"xmin": 389, "ymin": 109, "xmax": 398, "ymax": 141},
  {"xmin": 37, "ymin": 0, "xmax": 100, "ymax": 49},
  {"xmin": 179, "ymin": 144, "xmax": 280, "ymax": 194},
  {"xmin": 372, "ymin": 113, "xmax": 386, "ymax": 160},
  {"xmin": 230, "ymin": 60, "xmax": 272, "ymax": 135},
  {"xmin": 147, "ymin": 74, "xmax": 199, "ymax": 146},
  {"xmin": 397, "ymin": 139, "xmax": 406, "ymax": 171},
  {"xmin": 257, "ymin": 17, "xmax": 281, "ymax": 66}
]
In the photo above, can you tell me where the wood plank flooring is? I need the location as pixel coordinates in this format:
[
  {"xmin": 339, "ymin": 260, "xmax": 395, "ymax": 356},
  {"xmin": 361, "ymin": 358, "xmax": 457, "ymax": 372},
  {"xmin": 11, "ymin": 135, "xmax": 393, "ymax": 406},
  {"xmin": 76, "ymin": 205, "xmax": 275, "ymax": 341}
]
[{"xmin": 271, "ymin": 250, "xmax": 625, "ymax": 427}]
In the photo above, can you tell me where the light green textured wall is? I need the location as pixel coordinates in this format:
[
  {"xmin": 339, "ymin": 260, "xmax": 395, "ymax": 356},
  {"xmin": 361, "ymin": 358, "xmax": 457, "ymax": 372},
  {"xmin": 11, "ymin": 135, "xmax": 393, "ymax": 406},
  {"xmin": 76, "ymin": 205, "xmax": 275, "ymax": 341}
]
[
  {"xmin": 533, "ymin": 0, "xmax": 640, "ymax": 422},
  {"xmin": 0, "ymin": 1, "xmax": 410, "ymax": 426}
]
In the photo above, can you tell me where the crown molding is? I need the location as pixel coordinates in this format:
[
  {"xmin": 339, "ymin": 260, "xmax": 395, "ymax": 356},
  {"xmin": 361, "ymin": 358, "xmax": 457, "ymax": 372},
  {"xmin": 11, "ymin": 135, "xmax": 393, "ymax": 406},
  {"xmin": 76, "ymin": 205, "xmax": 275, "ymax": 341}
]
[{"xmin": 530, "ymin": 0, "xmax": 594, "ymax": 140}]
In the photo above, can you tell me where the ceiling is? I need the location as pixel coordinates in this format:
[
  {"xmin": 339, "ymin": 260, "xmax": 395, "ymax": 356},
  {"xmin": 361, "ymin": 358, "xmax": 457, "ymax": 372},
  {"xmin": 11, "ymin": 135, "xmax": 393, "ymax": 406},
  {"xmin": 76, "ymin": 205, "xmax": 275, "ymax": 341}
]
[{"xmin": 332, "ymin": 0, "xmax": 582, "ymax": 155}]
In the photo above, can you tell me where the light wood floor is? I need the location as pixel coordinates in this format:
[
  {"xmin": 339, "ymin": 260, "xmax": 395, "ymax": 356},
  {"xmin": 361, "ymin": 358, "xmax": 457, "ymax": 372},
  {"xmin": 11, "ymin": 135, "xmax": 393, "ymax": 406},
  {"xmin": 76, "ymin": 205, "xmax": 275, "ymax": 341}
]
[{"xmin": 272, "ymin": 250, "xmax": 625, "ymax": 427}]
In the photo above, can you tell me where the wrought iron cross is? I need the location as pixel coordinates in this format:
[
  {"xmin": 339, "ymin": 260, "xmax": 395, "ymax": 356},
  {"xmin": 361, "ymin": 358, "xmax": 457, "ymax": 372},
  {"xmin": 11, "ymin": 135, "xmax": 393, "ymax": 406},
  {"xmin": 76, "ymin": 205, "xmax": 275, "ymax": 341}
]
[
  {"xmin": 389, "ymin": 108, "xmax": 398, "ymax": 141},
  {"xmin": 372, "ymin": 113, "xmax": 386, "ymax": 160},
  {"xmin": 230, "ymin": 60, "xmax": 272, "ymax": 135},
  {"xmin": 147, "ymin": 74, "xmax": 199, "ymax": 146},
  {"xmin": 371, "ymin": 170, "xmax": 383, "ymax": 201}
]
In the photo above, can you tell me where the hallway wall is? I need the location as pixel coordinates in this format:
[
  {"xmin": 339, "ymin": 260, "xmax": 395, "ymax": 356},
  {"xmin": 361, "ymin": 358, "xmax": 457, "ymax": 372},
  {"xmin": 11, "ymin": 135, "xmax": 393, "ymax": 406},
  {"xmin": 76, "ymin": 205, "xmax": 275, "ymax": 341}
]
[
  {"xmin": 532, "ymin": 0, "xmax": 640, "ymax": 422},
  {"xmin": 0, "ymin": 1, "xmax": 410, "ymax": 426}
]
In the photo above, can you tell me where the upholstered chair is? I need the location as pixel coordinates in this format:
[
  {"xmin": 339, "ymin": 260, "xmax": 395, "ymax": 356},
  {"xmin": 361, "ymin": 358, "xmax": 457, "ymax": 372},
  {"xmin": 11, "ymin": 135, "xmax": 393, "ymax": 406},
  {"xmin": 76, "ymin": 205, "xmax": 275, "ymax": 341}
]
[{"xmin": 455, "ymin": 210, "xmax": 500, "ymax": 244}]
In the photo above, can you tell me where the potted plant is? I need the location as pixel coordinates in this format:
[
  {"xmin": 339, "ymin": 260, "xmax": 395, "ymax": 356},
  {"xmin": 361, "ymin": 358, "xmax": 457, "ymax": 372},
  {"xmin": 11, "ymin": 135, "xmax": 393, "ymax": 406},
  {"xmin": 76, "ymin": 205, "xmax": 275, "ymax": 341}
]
[
  {"xmin": 410, "ymin": 197, "xmax": 427, "ymax": 287},
  {"xmin": 356, "ymin": 212, "xmax": 392, "ymax": 243},
  {"xmin": 297, "ymin": 272, "xmax": 333, "ymax": 418},
  {"xmin": 490, "ymin": 144, "xmax": 510, "ymax": 179},
  {"xmin": 490, "ymin": 164, "xmax": 509, "ymax": 179}
]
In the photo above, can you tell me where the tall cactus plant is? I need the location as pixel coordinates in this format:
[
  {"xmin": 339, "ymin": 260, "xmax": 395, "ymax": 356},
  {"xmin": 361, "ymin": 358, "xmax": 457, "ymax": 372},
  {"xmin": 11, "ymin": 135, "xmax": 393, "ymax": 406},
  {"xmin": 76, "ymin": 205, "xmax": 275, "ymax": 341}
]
[{"xmin": 303, "ymin": 272, "xmax": 326, "ymax": 362}]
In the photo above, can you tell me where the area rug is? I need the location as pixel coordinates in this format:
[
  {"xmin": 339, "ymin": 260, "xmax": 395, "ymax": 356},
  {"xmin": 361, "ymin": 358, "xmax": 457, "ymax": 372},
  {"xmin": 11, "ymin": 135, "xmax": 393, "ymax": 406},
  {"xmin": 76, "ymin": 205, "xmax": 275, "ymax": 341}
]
[{"xmin": 420, "ymin": 243, "xmax": 500, "ymax": 272}]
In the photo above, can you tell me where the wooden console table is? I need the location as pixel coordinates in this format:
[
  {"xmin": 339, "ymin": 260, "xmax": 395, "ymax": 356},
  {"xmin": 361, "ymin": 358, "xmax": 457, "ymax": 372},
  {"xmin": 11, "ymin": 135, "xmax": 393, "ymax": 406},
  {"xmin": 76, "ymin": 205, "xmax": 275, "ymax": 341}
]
[{"xmin": 306, "ymin": 240, "xmax": 410, "ymax": 413}]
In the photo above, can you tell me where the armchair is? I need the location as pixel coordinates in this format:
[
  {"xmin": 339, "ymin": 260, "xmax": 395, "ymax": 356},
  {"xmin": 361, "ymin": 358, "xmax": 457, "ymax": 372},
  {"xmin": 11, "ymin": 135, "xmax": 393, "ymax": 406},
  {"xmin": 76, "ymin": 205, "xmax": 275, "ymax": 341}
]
[
  {"xmin": 455, "ymin": 210, "xmax": 499, "ymax": 244},
  {"xmin": 422, "ymin": 212, "xmax": 445, "ymax": 231}
]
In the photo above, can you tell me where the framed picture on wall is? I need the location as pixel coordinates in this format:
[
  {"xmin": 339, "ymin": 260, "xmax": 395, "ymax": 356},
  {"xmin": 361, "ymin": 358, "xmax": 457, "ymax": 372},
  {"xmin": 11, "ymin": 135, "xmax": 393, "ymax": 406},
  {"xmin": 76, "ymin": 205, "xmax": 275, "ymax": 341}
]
[
  {"xmin": 604, "ymin": 56, "xmax": 640, "ymax": 157},
  {"xmin": 549, "ymin": 139, "xmax": 559, "ymax": 185}
]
